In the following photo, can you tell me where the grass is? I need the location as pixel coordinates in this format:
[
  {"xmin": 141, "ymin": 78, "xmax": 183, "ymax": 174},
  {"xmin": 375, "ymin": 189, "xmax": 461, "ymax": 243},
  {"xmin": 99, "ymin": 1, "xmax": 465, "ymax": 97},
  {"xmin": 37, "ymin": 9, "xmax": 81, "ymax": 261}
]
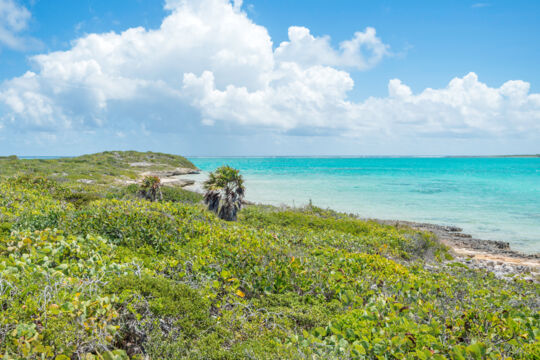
[{"xmin": 0, "ymin": 151, "xmax": 538, "ymax": 359}]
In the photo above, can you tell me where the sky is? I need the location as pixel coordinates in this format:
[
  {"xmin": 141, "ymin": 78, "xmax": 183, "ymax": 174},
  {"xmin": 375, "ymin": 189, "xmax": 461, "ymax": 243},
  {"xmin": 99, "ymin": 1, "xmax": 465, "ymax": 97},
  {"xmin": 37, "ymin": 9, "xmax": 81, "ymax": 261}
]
[{"xmin": 0, "ymin": 0, "xmax": 539, "ymax": 156}]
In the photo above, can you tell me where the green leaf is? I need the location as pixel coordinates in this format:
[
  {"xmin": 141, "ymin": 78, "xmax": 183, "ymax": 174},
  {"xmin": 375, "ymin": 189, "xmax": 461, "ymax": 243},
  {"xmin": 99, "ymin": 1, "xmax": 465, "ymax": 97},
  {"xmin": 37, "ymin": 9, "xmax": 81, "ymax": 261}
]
[{"xmin": 466, "ymin": 343, "xmax": 486, "ymax": 359}]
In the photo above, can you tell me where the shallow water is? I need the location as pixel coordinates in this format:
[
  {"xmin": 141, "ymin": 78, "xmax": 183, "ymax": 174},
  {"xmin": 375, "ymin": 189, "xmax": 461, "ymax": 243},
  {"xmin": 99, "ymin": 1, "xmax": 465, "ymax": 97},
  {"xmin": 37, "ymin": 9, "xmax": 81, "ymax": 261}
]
[{"xmin": 189, "ymin": 157, "xmax": 540, "ymax": 253}]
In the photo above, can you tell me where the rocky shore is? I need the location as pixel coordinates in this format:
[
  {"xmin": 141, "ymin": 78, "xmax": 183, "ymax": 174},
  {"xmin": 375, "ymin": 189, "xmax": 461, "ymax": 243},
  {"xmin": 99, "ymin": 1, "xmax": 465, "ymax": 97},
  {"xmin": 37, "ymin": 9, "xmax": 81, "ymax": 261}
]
[
  {"xmin": 127, "ymin": 165, "xmax": 202, "ymax": 187},
  {"xmin": 375, "ymin": 219, "xmax": 539, "ymax": 282}
]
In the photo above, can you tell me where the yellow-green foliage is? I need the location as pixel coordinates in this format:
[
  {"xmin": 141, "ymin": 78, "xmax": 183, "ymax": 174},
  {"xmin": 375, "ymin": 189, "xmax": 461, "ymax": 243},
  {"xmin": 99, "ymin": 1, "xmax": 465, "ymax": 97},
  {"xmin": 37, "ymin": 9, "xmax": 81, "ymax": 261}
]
[
  {"xmin": 0, "ymin": 151, "xmax": 196, "ymax": 181},
  {"xmin": 0, "ymin": 229, "xmax": 127, "ymax": 359},
  {"xmin": 0, "ymin": 177, "xmax": 73, "ymax": 232},
  {"xmin": 0, "ymin": 176, "xmax": 538, "ymax": 359}
]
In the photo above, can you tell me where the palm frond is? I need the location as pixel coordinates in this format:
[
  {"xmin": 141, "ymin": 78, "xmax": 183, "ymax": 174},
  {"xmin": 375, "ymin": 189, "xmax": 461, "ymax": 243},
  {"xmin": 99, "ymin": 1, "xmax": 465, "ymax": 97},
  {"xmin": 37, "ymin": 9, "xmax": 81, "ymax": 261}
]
[{"xmin": 203, "ymin": 166, "xmax": 245, "ymax": 221}]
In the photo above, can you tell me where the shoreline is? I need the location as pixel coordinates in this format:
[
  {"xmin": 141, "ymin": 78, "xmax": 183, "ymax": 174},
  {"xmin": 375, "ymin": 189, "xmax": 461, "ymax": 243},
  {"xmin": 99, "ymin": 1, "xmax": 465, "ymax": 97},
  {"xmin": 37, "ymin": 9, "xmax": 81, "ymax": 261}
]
[
  {"xmin": 170, "ymin": 171, "xmax": 540, "ymax": 280},
  {"xmin": 374, "ymin": 219, "xmax": 539, "ymax": 260},
  {"xmin": 373, "ymin": 219, "xmax": 539, "ymax": 281}
]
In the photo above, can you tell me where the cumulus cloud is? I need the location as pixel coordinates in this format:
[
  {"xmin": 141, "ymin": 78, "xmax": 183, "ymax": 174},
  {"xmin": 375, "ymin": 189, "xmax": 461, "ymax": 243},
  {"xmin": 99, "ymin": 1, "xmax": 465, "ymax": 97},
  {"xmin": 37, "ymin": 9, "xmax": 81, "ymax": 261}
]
[
  {"xmin": 0, "ymin": 0, "xmax": 274, "ymax": 132},
  {"xmin": 370, "ymin": 73, "xmax": 540, "ymax": 137},
  {"xmin": 0, "ymin": 0, "xmax": 37, "ymax": 50},
  {"xmin": 184, "ymin": 62, "xmax": 356, "ymax": 131},
  {"xmin": 0, "ymin": 0, "xmax": 539, "ymax": 147},
  {"xmin": 274, "ymin": 26, "xmax": 389, "ymax": 70},
  {"xmin": 185, "ymin": 70, "xmax": 540, "ymax": 138}
]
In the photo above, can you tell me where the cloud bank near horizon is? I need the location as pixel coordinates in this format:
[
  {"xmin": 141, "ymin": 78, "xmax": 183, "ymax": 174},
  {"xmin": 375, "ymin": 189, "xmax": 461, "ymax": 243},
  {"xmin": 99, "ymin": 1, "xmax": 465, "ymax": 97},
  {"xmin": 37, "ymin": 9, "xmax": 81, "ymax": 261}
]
[{"xmin": 0, "ymin": 0, "xmax": 539, "ymax": 152}]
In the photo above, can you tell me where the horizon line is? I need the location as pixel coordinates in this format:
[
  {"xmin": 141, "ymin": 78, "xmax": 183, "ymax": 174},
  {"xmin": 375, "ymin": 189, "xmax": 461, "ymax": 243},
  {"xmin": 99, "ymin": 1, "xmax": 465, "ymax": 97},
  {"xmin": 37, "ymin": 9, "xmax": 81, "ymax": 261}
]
[{"xmin": 10, "ymin": 153, "xmax": 540, "ymax": 159}]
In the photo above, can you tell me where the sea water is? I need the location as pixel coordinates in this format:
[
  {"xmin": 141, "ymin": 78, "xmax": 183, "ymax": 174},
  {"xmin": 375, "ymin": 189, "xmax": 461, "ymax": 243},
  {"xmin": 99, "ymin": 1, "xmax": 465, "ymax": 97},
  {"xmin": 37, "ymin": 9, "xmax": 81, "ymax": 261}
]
[{"xmin": 189, "ymin": 157, "xmax": 540, "ymax": 253}]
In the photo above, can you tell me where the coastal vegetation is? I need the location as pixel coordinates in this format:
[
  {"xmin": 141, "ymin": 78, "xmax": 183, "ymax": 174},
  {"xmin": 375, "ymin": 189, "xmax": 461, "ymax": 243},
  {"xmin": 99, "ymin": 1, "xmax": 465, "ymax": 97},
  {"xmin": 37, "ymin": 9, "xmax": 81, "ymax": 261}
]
[
  {"xmin": 138, "ymin": 176, "xmax": 163, "ymax": 202},
  {"xmin": 0, "ymin": 152, "xmax": 538, "ymax": 359},
  {"xmin": 203, "ymin": 166, "xmax": 245, "ymax": 221}
]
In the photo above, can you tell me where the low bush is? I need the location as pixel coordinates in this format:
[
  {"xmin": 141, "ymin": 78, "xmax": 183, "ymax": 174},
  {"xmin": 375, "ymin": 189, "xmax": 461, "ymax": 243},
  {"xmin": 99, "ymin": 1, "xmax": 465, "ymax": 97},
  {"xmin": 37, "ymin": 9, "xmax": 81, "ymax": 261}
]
[
  {"xmin": 0, "ymin": 173, "xmax": 538, "ymax": 359},
  {"xmin": 161, "ymin": 186, "xmax": 203, "ymax": 203}
]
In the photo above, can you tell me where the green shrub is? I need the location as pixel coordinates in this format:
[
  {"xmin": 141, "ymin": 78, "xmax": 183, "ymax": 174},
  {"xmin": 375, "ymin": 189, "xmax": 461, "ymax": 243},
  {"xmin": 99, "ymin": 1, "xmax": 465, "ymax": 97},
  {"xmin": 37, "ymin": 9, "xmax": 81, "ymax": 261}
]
[
  {"xmin": 0, "ymin": 229, "xmax": 129, "ymax": 359},
  {"xmin": 108, "ymin": 275, "xmax": 217, "ymax": 358},
  {"xmin": 240, "ymin": 205, "xmax": 444, "ymax": 260},
  {"xmin": 0, "ymin": 174, "xmax": 538, "ymax": 359},
  {"xmin": 64, "ymin": 199, "xmax": 211, "ymax": 251},
  {"xmin": 63, "ymin": 191, "xmax": 101, "ymax": 208},
  {"xmin": 0, "ymin": 222, "xmax": 11, "ymax": 235},
  {"xmin": 107, "ymin": 184, "xmax": 202, "ymax": 204},
  {"xmin": 161, "ymin": 186, "xmax": 203, "ymax": 203}
]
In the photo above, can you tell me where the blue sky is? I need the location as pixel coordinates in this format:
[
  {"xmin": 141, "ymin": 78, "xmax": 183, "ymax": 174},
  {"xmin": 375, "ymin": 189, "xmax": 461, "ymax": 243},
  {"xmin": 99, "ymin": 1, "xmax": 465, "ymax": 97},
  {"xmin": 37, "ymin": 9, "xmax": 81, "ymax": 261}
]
[{"xmin": 0, "ymin": 0, "xmax": 539, "ymax": 156}]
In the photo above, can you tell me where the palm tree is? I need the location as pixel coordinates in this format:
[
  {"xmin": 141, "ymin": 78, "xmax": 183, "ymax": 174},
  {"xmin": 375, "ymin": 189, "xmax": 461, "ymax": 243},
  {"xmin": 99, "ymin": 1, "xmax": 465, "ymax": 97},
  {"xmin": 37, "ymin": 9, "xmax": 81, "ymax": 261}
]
[
  {"xmin": 139, "ymin": 175, "xmax": 163, "ymax": 202},
  {"xmin": 203, "ymin": 166, "xmax": 245, "ymax": 221}
]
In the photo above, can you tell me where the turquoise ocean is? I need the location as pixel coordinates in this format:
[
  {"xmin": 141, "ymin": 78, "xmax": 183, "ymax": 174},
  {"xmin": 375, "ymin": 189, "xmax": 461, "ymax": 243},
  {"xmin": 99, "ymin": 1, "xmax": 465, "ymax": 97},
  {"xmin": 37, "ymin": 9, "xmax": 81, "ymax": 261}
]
[{"xmin": 189, "ymin": 157, "xmax": 540, "ymax": 253}]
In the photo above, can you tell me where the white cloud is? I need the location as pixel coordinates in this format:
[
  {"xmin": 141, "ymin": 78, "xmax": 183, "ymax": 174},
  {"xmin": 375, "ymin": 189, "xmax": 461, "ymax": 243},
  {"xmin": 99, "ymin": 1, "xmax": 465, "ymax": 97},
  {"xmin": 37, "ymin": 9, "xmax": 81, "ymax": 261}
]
[
  {"xmin": 368, "ymin": 73, "xmax": 540, "ymax": 137},
  {"xmin": 388, "ymin": 79, "xmax": 412, "ymax": 99},
  {"xmin": 0, "ymin": 0, "xmax": 539, "ymax": 147},
  {"xmin": 275, "ymin": 26, "xmax": 389, "ymax": 70},
  {"xmin": 0, "ymin": 0, "xmax": 274, "ymax": 131},
  {"xmin": 0, "ymin": 0, "xmax": 36, "ymax": 50},
  {"xmin": 185, "ymin": 70, "xmax": 540, "ymax": 138},
  {"xmin": 183, "ymin": 63, "xmax": 355, "ymax": 131},
  {"xmin": 232, "ymin": 0, "xmax": 243, "ymax": 11}
]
